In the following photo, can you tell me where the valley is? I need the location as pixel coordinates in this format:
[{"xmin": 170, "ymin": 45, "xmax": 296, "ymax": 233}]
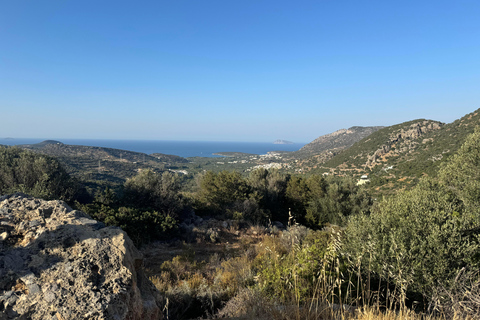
[{"xmin": 2, "ymin": 108, "xmax": 480, "ymax": 320}]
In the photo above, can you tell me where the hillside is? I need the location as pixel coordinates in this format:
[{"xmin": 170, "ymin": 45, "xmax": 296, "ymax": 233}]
[
  {"xmin": 18, "ymin": 140, "xmax": 189, "ymax": 185},
  {"xmin": 321, "ymin": 119, "xmax": 443, "ymax": 171},
  {"xmin": 295, "ymin": 126, "xmax": 384, "ymax": 158},
  {"xmin": 21, "ymin": 140, "xmax": 187, "ymax": 163},
  {"xmin": 407, "ymin": 108, "xmax": 480, "ymax": 172},
  {"xmin": 2, "ymin": 112, "xmax": 480, "ymax": 320},
  {"xmin": 284, "ymin": 126, "xmax": 384, "ymax": 173},
  {"xmin": 310, "ymin": 108, "xmax": 480, "ymax": 194}
]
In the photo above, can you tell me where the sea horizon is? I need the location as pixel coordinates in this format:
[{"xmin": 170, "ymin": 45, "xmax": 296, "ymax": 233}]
[{"xmin": 1, "ymin": 138, "xmax": 306, "ymax": 158}]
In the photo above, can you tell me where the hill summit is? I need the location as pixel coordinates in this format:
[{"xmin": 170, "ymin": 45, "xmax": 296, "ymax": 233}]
[{"xmin": 295, "ymin": 126, "xmax": 384, "ymax": 158}]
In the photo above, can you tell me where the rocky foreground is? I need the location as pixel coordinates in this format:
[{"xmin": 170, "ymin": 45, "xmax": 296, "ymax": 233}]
[{"xmin": 0, "ymin": 194, "xmax": 161, "ymax": 320}]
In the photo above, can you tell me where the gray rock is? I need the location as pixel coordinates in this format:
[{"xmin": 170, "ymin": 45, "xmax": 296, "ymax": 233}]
[
  {"xmin": 0, "ymin": 194, "xmax": 162, "ymax": 320},
  {"xmin": 44, "ymin": 290, "xmax": 55, "ymax": 303},
  {"xmin": 6, "ymin": 293, "xmax": 18, "ymax": 306},
  {"xmin": 20, "ymin": 272, "xmax": 36, "ymax": 285},
  {"xmin": 29, "ymin": 219, "xmax": 42, "ymax": 228},
  {"xmin": 0, "ymin": 291, "xmax": 14, "ymax": 305},
  {"xmin": 28, "ymin": 283, "xmax": 40, "ymax": 295},
  {"xmin": 4, "ymin": 252, "xmax": 24, "ymax": 271}
]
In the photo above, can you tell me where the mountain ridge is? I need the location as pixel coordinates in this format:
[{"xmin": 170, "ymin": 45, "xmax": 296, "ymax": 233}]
[
  {"xmin": 295, "ymin": 126, "xmax": 384, "ymax": 158},
  {"xmin": 302, "ymin": 108, "xmax": 480, "ymax": 194}
]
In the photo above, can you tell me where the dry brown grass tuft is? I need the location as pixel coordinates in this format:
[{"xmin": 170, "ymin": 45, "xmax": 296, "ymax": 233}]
[
  {"xmin": 217, "ymin": 301, "xmax": 441, "ymax": 320},
  {"xmin": 351, "ymin": 307, "xmax": 431, "ymax": 320},
  {"xmin": 430, "ymin": 269, "xmax": 480, "ymax": 320}
]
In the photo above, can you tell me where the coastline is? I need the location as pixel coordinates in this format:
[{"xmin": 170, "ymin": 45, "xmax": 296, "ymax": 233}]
[{"xmin": 1, "ymin": 138, "xmax": 305, "ymax": 158}]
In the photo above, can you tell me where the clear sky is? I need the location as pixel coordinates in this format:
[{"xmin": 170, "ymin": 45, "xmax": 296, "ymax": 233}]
[{"xmin": 1, "ymin": 1, "xmax": 479, "ymax": 143}]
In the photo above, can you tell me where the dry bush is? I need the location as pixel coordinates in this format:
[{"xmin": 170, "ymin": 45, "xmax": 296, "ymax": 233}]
[
  {"xmin": 278, "ymin": 224, "xmax": 310, "ymax": 249},
  {"xmin": 249, "ymin": 224, "xmax": 268, "ymax": 236},
  {"xmin": 352, "ymin": 307, "xmax": 430, "ymax": 320},
  {"xmin": 214, "ymin": 256, "xmax": 254, "ymax": 297},
  {"xmin": 149, "ymin": 271, "xmax": 171, "ymax": 292},
  {"xmin": 255, "ymin": 232, "xmax": 289, "ymax": 257},
  {"xmin": 216, "ymin": 288, "xmax": 295, "ymax": 319},
  {"xmin": 217, "ymin": 287, "xmax": 348, "ymax": 320},
  {"xmin": 217, "ymin": 293, "xmax": 442, "ymax": 320},
  {"xmin": 148, "ymin": 240, "xmax": 259, "ymax": 319},
  {"xmin": 430, "ymin": 268, "xmax": 480, "ymax": 319}
]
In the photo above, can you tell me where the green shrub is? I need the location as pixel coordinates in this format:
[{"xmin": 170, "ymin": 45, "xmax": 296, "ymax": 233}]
[
  {"xmin": 123, "ymin": 169, "xmax": 185, "ymax": 218},
  {"xmin": 254, "ymin": 225, "xmax": 339, "ymax": 304},
  {"xmin": 194, "ymin": 170, "xmax": 250, "ymax": 217},
  {"xmin": 344, "ymin": 129, "xmax": 480, "ymax": 305},
  {"xmin": 0, "ymin": 146, "xmax": 85, "ymax": 202}
]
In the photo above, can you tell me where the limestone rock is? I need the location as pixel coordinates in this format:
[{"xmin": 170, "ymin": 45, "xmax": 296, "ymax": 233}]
[
  {"xmin": 0, "ymin": 193, "xmax": 161, "ymax": 320},
  {"xmin": 298, "ymin": 126, "xmax": 384, "ymax": 157},
  {"xmin": 365, "ymin": 120, "xmax": 443, "ymax": 168}
]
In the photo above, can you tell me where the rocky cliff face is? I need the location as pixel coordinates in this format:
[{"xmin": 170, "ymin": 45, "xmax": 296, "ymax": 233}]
[{"xmin": 0, "ymin": 193, "xmax": 161, "ymax": 320}]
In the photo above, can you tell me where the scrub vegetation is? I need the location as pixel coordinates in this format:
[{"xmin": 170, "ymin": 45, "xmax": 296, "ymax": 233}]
[{"xmin": 1, "ymin": 122, "xmax": 480, "ymax": 319}]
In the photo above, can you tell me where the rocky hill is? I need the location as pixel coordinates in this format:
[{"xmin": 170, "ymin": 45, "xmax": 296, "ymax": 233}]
[
  {"xmin": 0, "ymin": 193, "xmax": 161, "ymax": 319},
  {"xmin": 303, "ymin": 108, "xmax": 480, "ymax": 194},
  {"xmin": 294, "ymin": 126, "xmax": 384, "ymax": 159},
  {"xmin": 410, "ymin": 108, "xmax": 480, "ymax": 168},
  {"xmin": 322, "ymin": 119, "xmax": 444, "ymax": 170},
  {"xmin": 284, "ymin": 126, "xmax": 384, "ymax": 172}
]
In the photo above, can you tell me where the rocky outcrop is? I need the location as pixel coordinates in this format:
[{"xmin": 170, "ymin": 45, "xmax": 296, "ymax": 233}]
[
  {"xmin": 390, "ymin": 121, "xmax": 442, "ymax": 143},
  {"xmin": 365, "ymin": 120, "xmax": 443, "ymax": 167},
  {"xmin": 297, "ymin": 126, "xmax": 384, "ymax": 157},
  {"xmin": 0, "ymin": 193, "xmax": 161, "ymax": 320},
  {"xmin": 366, "ymin": 145, "xmax": 392, "ymax": 165}
]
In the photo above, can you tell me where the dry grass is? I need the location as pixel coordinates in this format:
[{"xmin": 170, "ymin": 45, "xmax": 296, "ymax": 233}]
[
  {"xmin": 429, "ymin": 269, "xmax": 480, "ymax": 320},
  {"xmin": 350, "ymin": 307, "xmax": 433, "ymax": 320},
  {"xmin": 217, "ymin": 298, "xmax": 442, "ymax": 320},
  {"xmin": 143, "ymin": 224, "xmax": 479, "ymax": 320}
]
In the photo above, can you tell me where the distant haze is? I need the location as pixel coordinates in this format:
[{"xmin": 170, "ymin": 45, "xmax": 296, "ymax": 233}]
[{"xmin": 1, "ymin": 1, "xmax": 479, "ymax": 142}]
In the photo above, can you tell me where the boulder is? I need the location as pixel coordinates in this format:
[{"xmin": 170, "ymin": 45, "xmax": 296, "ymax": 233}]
[{"xmin": 0, "ymin": 193, "xmax": 161, "ymax": 320}]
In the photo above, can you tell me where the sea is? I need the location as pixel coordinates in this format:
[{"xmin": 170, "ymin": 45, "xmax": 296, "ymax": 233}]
[{"xmin": 1, "ymin": 138, "xmax": 305, "ymax": 158}]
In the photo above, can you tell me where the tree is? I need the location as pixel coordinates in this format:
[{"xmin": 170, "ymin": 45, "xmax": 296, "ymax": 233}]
[
  {"xmin": 123, "ymin": 169, "xmax": 185, "ymax": 218},
  {"xmin": 285, "ymin": 175, "xmax": 310, "ymax": 221},
  {"xmin": 0, "ymin": 146, "xmax": 84, "ymax": 202},
  {"xmin": 305, "ymin": 176, "xmax": 371, "ymax": 228},
  {"xmin": 249, "ymin": 168, "xmax": 290, "ymax": 222},
  {"xmin": 195, "ymin": 170, "xmax": 250, "ymax": 217}
]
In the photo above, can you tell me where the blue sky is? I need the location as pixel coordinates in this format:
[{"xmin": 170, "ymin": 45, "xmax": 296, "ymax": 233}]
[{"xmin": 1, "ymin": 1, "xmax": 479, "ymax": 143}]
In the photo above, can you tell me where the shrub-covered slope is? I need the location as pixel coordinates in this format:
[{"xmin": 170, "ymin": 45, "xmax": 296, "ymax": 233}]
[
  {"xmin": 306, "ymin": 108, "xmax": 480, "ymax": 194},
  {"xmin": 19, "ymin": 140, "xmax": 188, "ymax": 186}
]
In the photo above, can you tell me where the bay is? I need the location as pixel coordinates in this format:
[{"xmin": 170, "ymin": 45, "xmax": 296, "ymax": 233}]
[{"xmin": 1, "ymin": 138, "xmax": 305, "ymax": 158}]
